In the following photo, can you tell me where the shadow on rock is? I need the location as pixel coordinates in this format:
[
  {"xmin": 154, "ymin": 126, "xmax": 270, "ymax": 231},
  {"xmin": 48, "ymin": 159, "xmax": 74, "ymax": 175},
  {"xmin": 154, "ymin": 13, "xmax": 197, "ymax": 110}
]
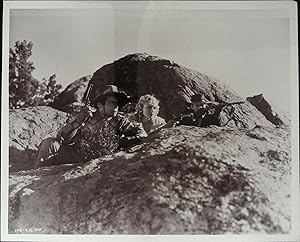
[
  {"xmin": 8, "ymin": 125, "xmax": 291, "ymax": 234},
  {"xmin": 9, "ymin": 146, "xmax": 37, "ymax": 172}
]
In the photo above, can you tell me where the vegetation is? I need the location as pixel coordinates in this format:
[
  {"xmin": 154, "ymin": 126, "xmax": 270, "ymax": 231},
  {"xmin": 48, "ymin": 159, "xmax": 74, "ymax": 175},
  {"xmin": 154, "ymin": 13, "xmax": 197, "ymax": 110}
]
[{"xmin": 9, "ymin": 40, "xmax": 62, "ymax": 109}]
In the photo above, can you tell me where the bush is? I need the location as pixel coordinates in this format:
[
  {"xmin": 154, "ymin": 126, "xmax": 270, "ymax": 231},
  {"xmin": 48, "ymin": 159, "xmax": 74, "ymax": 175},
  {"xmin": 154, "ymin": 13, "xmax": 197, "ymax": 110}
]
[{"xmin": 9, "ymin": 40, "xmax": 62, "ymax": 109}]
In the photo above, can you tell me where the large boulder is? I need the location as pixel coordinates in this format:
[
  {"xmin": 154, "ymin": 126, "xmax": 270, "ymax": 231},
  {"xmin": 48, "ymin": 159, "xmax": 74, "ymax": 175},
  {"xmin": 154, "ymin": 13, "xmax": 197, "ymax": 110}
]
[
  {"xmin": 246, "ymin": 94, "xmax": 291, "ymax": 127},
  {"xmin": 87, "ymin": 53, "xmax": 273, "ymax": 129},
  {"xmin": 9, "ymin": 106, "xmax": 70, "ymax": 172},
  {"xmin": 50, "ymin": 75, "xmax": 92, "ymax": 113},
  {"xmin": 49, "ymin": 54, "xmax": 275, "ymax": 128},
  {"xmin": 9, "ymin": 125, "xmax": 291, "ymax": 234}
]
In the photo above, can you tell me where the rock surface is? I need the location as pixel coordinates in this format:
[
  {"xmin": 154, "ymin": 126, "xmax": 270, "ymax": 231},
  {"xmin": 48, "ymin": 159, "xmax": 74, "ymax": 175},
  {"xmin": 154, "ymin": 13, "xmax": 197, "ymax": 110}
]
[
  {"xmin": 246, "ymin": 94, "xmax": 291, "ymax": 127},
  {"xmin": 9, "ymin": 125, "xmax": 291, "ymax": 234},
  {"xmin": 50, "ymin": 75, "xmax": 92, "ymax": 114},
  {"xmin": 9, "ymin": 106, "xmax": 70, "ymax": 172}
]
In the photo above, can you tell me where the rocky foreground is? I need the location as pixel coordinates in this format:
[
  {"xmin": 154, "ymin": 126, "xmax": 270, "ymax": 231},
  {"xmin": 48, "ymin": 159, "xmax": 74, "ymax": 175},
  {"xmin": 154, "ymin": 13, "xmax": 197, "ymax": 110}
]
[{"xmin": 9, "ymin": 125, "xmax": 291, "ymax": 234}]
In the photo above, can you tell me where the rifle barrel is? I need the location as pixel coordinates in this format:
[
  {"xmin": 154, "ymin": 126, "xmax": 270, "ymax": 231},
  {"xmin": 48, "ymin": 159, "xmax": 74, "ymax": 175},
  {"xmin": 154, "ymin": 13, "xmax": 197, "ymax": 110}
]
[
  {"xmin": 230, "ymin": 101, "xmax": 245, "ymax": 104},
  {"xmin": 83, "ymin": 84, "xmax": 93, "ymax": 105},
  {"xmin": 217, "ymin": 101, "xmax": 245, "ymax": 106}
]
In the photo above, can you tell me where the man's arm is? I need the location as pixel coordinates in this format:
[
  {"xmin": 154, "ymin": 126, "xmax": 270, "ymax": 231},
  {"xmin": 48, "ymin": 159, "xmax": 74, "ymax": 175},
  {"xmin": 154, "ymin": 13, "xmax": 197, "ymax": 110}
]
[
  {"xmin": 119, "ymin": 115, "xmax": 147, "ymax": 137},
  {"xmin": 118, "ymin": 116, "xmax": 147, "ymax": 149},
  {"xmin": 57, "ymin": 120, "xmax": 81, "ymax": 144},
  {"xmin": 212, "ymin": 106, "xmax": 235, "ymax": 126},
  {"xmin": 57, "ymin": 106, "xmax": 93, "ymax": 143}
]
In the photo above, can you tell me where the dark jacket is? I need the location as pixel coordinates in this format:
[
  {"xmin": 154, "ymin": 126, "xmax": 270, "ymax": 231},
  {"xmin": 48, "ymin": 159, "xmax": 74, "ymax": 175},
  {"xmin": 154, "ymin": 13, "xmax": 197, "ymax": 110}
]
[
  {"xmin": 58, "ymin": 112, "xmax": 146, "ymax": 161},
  {"xmin": 177, "ymin": 106, "xmax": 225, "ymax": 127}
]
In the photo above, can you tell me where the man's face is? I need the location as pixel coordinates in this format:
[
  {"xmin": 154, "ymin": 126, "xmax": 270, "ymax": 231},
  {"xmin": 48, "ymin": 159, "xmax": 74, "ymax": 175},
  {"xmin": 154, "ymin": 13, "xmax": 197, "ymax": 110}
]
[
  {"xmin": 191, "ymin": 101, "xmax": 208, "ymax": 113},
  {"xmin": 104, "ymin": 95, "xmax": 119, "ymax": 117}
]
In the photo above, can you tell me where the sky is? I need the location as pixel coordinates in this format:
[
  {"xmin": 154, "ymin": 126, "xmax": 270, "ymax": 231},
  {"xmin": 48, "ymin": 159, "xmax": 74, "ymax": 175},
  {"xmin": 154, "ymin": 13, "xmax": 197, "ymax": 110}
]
[{"xmin": 8, "ymin": 2, "xmax": 293, "ymax": 113}]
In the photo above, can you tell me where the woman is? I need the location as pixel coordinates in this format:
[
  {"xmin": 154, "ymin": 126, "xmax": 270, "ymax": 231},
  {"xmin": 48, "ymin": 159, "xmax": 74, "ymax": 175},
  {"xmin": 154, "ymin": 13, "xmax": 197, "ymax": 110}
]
[{"xmin": 128, "ymin": 94, "xmax": 167, "ymax": 135}]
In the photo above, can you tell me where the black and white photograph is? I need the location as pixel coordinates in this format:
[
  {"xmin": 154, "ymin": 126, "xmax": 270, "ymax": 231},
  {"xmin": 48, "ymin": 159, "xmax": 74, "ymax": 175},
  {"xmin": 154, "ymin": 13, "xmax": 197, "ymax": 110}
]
[{"xmin": 1, "ymin": 1, "xmax": 299, "ymax": 241}]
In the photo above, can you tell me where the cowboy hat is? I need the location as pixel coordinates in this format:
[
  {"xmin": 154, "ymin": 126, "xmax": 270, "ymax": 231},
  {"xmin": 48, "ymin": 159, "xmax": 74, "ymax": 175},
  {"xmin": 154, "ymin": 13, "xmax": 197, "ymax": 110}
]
[{"xmin": 92, "ymin": 85, "xmax": 131, "ymax": 108}]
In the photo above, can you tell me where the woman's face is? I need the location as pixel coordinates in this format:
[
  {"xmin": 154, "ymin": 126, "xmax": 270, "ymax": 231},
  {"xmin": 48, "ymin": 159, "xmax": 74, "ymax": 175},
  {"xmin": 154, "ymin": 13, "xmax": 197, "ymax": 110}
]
[{"xmin": 142, "ymin": 102, "xmax": 159, "ymax": 120}]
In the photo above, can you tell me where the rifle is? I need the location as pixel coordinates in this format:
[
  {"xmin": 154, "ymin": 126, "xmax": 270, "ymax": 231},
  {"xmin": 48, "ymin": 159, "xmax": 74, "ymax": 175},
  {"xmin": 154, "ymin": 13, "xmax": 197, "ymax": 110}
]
[
  {"xmin": 172, "ymin": 101, "xmax": 245, "ymax": 125},
  {"xmin": 200, "ymin": 101, "xmax": 245, "ymax": 112},
  {"xmin": 82, "ymin": 83, "xmax": 94, "ymax": 106},
  {"xmin": 81, "ymin": 83, "xmax": 96, "ymax": 123},
  {"xmin": 56, "ymin": 83, "xmax": 95, "ymax": 143},
  {"xmin": 173, "ymin": 113, "xmax": 194, "ymax": 122}
]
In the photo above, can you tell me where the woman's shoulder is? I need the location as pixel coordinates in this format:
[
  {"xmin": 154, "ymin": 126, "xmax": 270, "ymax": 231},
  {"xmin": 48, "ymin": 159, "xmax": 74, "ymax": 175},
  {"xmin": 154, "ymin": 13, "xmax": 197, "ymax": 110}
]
[{"xmin": 154, "ymin": 116, "xmax": 166, "ymax": 126}]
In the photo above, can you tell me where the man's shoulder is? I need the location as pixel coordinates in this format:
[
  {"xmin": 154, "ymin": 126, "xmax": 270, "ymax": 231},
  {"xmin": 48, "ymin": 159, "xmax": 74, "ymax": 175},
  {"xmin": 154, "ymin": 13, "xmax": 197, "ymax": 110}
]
[
  {"xmin": 182, "ymin": 107, "xmax": 193, "ymax": 114},
  {"xmin": 127, "ymin": 112, "xmax": 138, "ymax": 121},
  {"xmin": 115, "ymin": 112, "xmax": 133, "ymax": 124},
  {"xmin": 116, "ymin": 112, "xmax": 128, "ymax": 119}
]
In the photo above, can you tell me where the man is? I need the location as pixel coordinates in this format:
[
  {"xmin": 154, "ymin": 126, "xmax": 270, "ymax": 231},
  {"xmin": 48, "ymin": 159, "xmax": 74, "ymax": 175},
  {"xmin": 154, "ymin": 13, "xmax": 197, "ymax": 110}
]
[
  {"xmin": 34, "ymin": 85, "xmax": 147, "ymax": 168},
  {"xmin": 176, "ymin": 93, "xmax": 235, "ymax": 127}
]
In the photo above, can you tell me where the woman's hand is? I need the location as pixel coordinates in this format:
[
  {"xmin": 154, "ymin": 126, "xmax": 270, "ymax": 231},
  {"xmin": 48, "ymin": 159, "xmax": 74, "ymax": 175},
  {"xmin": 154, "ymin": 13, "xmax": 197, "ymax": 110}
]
[
  {"xmin": 164, "ymin": 119, "xmax": 178, "ymax": 128},
  {"xmin": 207, "ymin": 108, "xmax": 216, "ymax": 115}
]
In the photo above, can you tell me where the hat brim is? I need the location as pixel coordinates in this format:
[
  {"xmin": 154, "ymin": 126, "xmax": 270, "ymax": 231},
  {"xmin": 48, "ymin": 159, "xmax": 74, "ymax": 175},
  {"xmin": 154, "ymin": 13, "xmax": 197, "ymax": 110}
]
[{"xmin": 92, "ymin": 92, "xmax": 131, "ymax": 108}]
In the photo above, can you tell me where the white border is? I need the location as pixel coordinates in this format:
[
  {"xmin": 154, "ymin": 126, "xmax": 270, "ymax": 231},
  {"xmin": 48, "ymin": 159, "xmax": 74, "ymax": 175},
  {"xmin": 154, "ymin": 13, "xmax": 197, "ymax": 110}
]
[
  {"xmin": 2, "ymin": 0, "xmax": 298, "ymax": 11},
  {"xmin": 289, "ymin": 1, "xmax": 300, "ymax": 237},
  {"xmin": 2, "ymin": 1, "xmax": 11, "ymax": 241},
  {"xmin": 1, "ymin": 1, "xmax": 299, "ymax": 242}
]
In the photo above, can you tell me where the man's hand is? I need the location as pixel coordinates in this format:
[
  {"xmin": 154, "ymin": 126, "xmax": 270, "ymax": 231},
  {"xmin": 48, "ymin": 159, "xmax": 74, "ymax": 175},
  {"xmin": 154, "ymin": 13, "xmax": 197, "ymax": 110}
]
[
  {"xmin": 228, "ymin": 106, "xmax": 235, "ymax": 116},
  {"xmin": 75, "ymin": 106, "xmax": 93, "ymax": 125}
]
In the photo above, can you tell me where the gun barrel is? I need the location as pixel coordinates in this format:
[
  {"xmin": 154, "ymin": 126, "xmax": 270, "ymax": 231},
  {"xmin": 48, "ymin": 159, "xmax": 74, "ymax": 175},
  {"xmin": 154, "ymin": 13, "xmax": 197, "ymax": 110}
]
[
  {"xmin": 216, "ymin": 101, "xmax": 245, "ymax": 107},
  {"xmin": 83, "ymin": 84, "xmax": 93, "ymax": 105},
  {"xmin": 235, "ymin": 101, "xmax": 245, "ymax": 104}
]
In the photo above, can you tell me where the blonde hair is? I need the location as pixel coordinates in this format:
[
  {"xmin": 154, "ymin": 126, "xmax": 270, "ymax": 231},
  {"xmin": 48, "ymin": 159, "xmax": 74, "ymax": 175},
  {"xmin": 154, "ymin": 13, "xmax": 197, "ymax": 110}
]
[{"xmin": 135, "ymin": 94, "xmax": 160, "ymax": 120}]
